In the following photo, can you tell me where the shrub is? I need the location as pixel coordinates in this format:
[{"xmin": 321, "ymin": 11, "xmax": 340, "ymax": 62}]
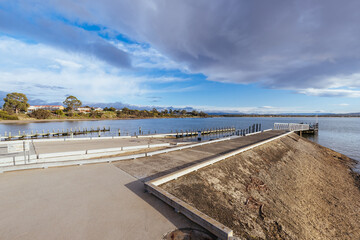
[
  {"xmin": 0, "ymin": 110, "xmax": 19, "ymax": 120},
  {"xmin": 28, "ymin": 109, "xmax": 51, "ymax": 119},
  {"xmin": 66, "ymin": 112, "xmax": 79, "ymax": 117},
  {"xmin": 101, "ymin": 111, "xmax": 116, "ymax": 119},
  {"xmin": 89, "ymin": 111, "xmax": 103, "ymax": 118},
  {"xmin": 54, "ymin": 109, "xmax": 64, "ymax": 116}
]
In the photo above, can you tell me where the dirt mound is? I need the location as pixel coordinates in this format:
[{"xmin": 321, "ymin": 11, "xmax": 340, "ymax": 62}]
[{"xmin": 162, "ymin": 133, "xmax": 360, "ymax": 239}]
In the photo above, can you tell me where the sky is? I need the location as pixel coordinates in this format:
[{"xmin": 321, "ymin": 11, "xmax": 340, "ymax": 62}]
[{"xmin": 0, "ymin": 0, "xmax": 360, "ymax": 114}]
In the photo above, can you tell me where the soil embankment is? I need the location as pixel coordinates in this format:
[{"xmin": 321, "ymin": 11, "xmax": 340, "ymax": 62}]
[{"xmin": 162, "ymin": 133, "xmax": 360, "ymax": 239}]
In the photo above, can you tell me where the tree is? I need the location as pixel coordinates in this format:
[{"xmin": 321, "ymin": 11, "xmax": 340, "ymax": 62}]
[
  {"xmin": 3, "ymin": 92, "xmax": 29, "ymax": 114},
  {"xmin": 63, "ymin": 96, "xmax": 82, "ymax": 112}
]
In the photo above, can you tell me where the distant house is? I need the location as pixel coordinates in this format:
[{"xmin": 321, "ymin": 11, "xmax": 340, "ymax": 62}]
[
  {"xmin": 27, "ymin": 105, "xmax": 64, "ymax": 113},
  {"xmin": 94, "ymin": 107, "xmax": 103, "ymax": 111},
  {"xmin": 76, "ymin": 107, "xmax": 92, "ymax": 113}
]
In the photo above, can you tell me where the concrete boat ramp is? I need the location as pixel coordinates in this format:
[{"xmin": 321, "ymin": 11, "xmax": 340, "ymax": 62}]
[{"xmin": 0, "ymin": 130, "xmax": 287, "ymax": 240}]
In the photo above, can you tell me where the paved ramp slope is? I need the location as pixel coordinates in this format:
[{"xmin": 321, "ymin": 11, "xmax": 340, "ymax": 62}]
[{"xmin": 114, "ymin": 130, "xmax": 286, "ymax": 181}]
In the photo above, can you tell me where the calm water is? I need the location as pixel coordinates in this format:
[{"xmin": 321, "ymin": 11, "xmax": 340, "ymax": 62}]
[{"xmin": 0, "ymin": 117, "xmax": 359, "ymax": 171}]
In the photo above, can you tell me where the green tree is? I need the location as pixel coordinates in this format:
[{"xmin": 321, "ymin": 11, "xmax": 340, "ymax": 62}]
[
  {"xmin": 3, "ymin": 92, "xmax": 29, "ymax": 114},
  {"xmin": 63, "ymin": 96, "xmax": 82, "ymax": 112}
]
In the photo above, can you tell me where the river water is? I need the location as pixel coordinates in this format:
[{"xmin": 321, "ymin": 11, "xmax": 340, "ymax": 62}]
[{"xmin": 0, "ymin": 117, "xmax": 359, "ymax": 171}]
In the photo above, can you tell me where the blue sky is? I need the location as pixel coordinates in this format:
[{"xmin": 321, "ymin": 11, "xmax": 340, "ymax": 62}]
[{"xmin": 1, "ymin": 1, "xmax": 360, "ymax": 113}]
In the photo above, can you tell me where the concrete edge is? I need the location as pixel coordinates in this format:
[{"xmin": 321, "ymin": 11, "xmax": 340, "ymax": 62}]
[{"xmin": 145, "ymin": 182, "xmax": 233, "ymax": 240}]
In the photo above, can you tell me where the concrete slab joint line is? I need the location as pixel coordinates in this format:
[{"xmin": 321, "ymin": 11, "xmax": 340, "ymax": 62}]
[{"xmin": 145, "ymin": 131, "xmax": 292, "ymax": 240}]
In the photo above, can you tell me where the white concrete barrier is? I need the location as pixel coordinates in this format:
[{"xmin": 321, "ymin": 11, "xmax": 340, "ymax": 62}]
[
  {"xmin": 86, "ymin": 147, "xmax": 123, "ymax": 154},
  {"xmin": 38, "ymin": 150, "xmax": 87, "ymax": 159}
]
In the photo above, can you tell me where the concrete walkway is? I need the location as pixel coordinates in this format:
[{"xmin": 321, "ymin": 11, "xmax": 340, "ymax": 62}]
[
  {"xmin": 0, "ymin": 164, "xmax": 201, "ymax": 240},
  {"xmin": 114, "ymin": 130, "xmax": 286, "ymax": 181}
]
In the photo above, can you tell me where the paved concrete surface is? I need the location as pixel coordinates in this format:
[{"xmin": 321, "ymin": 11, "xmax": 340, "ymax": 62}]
[
  {"xmin": 114, "ymin": 130, "xmax": 287, "ymax": 181},
  {"xmin": 0, "ymin": 164, "xmax": 202, "ymax": 240}
]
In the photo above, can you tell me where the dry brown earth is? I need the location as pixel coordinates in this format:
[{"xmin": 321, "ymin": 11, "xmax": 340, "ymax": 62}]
[{"xmin": 162, "ymin": 133, "xmax": 360, "ymax": 240}]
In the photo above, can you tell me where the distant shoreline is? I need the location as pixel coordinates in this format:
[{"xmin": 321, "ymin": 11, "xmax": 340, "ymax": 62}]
[
  {"xmin": 0, "ymin": 116, "xmax": 204, "ymax": 124},
  {"xmin": 1, "ymin": 115, "xmax": 360, "ymax": 124}
]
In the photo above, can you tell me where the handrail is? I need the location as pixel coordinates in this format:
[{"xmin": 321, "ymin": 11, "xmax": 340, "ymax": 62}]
[{"xmin": 274, "ymin": 123, "xmax": 310, "ymax": 131}]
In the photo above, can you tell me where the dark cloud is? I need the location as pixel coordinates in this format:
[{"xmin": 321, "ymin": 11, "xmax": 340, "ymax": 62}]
[
  {"xmin": 0, "ymin": 1, "xmax": 131, "ymax": 68},
  {"xmin": 2, "ymin": 0, "xmax": 360, "ymax": 92}
]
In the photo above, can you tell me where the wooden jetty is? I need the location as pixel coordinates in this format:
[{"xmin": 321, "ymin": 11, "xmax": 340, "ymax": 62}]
[{"xmin": 0, "ymin": 127, "xmax": 110, "ymax": 141}]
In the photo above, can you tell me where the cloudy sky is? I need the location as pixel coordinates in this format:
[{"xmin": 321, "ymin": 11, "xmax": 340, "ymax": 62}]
[{"xmin": 1, "ymin": 0, "xmax": 360, "ymax": 113}]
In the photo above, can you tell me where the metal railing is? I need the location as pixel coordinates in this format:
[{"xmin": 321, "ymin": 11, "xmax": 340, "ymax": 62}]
[{"xmin": 274, "ymin": 123, "xmax": 310, "ymax": 131}]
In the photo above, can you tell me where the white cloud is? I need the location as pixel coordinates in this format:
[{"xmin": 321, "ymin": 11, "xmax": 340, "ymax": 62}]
[
  {"xmin": 115, "ymin": 41, "xmax": 189, "ymax": 71},
  {"xmin": 298, "ymin": 88, "xmax": 360, "ymax": 98},
  {"xmin": 0, "ymin": 36, "xmax": 146, "ymax": 103}
]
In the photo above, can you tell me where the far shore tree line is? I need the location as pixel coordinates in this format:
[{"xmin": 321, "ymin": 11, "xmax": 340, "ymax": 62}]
[{"xmin": 0, "ymin": 92, "xmax": 208, "ymax": 120}]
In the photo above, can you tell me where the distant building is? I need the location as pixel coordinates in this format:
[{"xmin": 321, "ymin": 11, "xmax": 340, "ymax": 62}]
[
  {"xmin": 76, "ymin": 107, "xmax": 92, "ymax": 113},
  {"xmin": 94, "ymin": 107, "xmax": 103, "ymax": 111},
  {"xmin": 27, "ymin": 105, "xmax": 64, "ymax": 113}
]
